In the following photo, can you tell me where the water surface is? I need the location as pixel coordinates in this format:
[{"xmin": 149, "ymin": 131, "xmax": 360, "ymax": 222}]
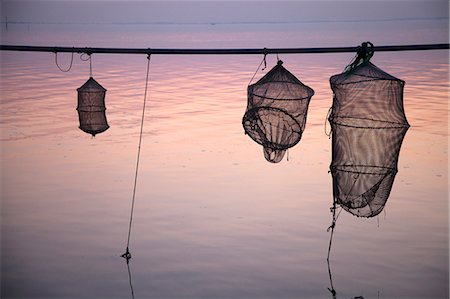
[{"xmin": 1, "ymin": 19, "xmax": 448, "ymax": 299}]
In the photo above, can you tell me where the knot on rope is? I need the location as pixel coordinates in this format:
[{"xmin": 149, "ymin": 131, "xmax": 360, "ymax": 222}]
[
  {"xmin": 345, "ymin": 41, "xmax": 374, "ymax": 72},
  {"xmin": 328, "ymin": 287, "xmax": 337, "ymax": 297},
  {"xmin": 327, "ymin": 221, "xmax": 335, "ymax": 232},
  {"xmin": 84, "ymin": 47, "xmax": 93, "ymax": 56},
  {"xmin": 121, "ymin": 247, "xmax": 132, "ymax": 263},
  {"xmin": 262, "ymin": 47, "xmax": 268, "ymax": 70}
]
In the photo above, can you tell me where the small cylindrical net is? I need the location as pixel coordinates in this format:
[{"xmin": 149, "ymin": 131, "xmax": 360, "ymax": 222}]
[
  {"xmin": 243, "ymin": 60, "xmax": 314, "ymax": 163},
  {"xmin": 77, "ymin": 77, "xmax": 109, "ymax": 136},
  {"xmin": 329, "ymin": 58, "xmax": 409, "ymax": 217}
]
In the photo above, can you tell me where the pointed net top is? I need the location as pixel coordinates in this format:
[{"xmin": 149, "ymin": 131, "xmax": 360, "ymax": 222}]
[
  {"xmin": 330, "ymin": 61, "xmax": 404, "ymax": 86},
  {"xmin": 252, "ymin": 60, "xmax": 298, "ymax": 85},
  {"xmin": 250, "ymin": 61, "xmax": 314, "ymax": 100},
  {"xmin": 77, "ymin": 77, "xmax": 107, "ymax": 92}
]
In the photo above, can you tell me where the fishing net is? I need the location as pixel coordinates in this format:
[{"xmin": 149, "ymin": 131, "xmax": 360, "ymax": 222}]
[
  {"xmin": 243, "ymin": 60, "xmax": 314, "ymax": 163},
  {"xmin": 77, "ymin": 77, "xmax": 109, "ymax": 137},
  {"xmin": 329, "ymin": 42, "xmax": 409, "ymax": 217}
]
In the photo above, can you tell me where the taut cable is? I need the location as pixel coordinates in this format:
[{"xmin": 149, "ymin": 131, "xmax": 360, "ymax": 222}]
[{"xmin": 122, "ymin": 54, "xmax": 152, "ymax": 263}]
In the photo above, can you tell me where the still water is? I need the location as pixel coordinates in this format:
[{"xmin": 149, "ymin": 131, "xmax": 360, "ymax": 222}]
[{"xmin": 1, "ymin": 20, "xmax": 449, "ymax": 298}]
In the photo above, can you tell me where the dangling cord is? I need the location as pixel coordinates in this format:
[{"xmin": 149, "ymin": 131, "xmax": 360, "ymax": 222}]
[
  {"xmin": 326, "ymin": 202, "xmax": 336, "ymax": 261},
  {"xmin": 327, "ymin": 199, "xmax": 342, "ymax": 261},
  {"xmin": 326, "ymin": 198, "xmax": 339, "ymax": 298},
  {"xmin": 89, "ymin": 54, "xmax": 93, "ymax": 77},
  {"xmin": 248, "ymin": 48, "xmax": 267, "ymax": 85},
  {"xmin": 122, "ymin": 54, "xmax": 152, "ymax": 262},
  {"xmin": 54, "ymin": 50, "xmax": 74, "ymax": 72},
  {"xmin": 287, "ymin": 149, "xmax": 290, "ymax": 162},
  {"xmin": 324, "ymin": 106, "xmax": 333, "ymax": 139},
  {"xmin": 327, "ymin": 248, "xmax": 337, "ymax": 299},
  {"xmin": 126, "ymin": 260, "xmax": 136, "ymax": 299}
]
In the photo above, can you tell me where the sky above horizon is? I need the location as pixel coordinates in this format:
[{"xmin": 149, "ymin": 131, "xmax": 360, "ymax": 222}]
[{"xmin": 1, "ymin": 1, "xmax": 448, "ymax": 24}]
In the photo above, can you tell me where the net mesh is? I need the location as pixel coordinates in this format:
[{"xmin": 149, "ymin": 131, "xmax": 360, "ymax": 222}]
[
  {"xmin": 77, "ymin": 77, "xmax": 109, "ymax": 136},
  {"xmin": 329, "ymin": 53, "xmax": 409, "ymax": 217},
  {"xmin": 243, "ymin": 60, "xmax": 314, "ymax": 163}
]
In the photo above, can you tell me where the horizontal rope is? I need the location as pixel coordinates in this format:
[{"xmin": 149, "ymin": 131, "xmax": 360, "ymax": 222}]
[
  {"xmin": 330, "ymin": 164, "xmax": 398, "ymax": 175},
  {"xmin": 329, "ymin": 116, "xmax": 410, "ymax": 129},
  {"xmin": 0, "ymin": 43, "xmax": 449, "ymax": 55}
]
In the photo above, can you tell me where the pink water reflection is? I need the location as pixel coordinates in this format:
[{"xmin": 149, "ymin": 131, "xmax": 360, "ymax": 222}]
[{"xmin": 1, "ymin": 26, "xmax": 448, "ymax": 298}]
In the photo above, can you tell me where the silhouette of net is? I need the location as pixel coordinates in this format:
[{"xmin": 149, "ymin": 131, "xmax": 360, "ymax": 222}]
[
  {"xmin": 329, "ymin": 44, "xmax": 409, "ymax": 217},
  {"xmin": 77, "ymin": 77, "xmax": 109, "ymax": 136},
  {"xmin": 243, "ymin": 60, "xmax": 314, "ymax": 163}
]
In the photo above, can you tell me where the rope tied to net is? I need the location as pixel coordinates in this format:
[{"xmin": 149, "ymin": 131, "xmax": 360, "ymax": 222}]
[
  {"xmin": 327, "ymin": 197, "xmax": 342, "ymax": 261},
  {"xmin": 327, "ymin": 203, "xmax": 342, "ymax": 233},
  {"xmin": 248, "ymin": 48, "xmax": 268, "ymax": 85},
  {"xmin": 80, "ymin": 52, "xmax": 93, "ymax": 77},
  {"xmin": 122, "ymin": 53, "xmax": 152, "ymax": 263},
  {"xmin": 344, "ymin": 41, "xmax": 374, "ymax": 73}
]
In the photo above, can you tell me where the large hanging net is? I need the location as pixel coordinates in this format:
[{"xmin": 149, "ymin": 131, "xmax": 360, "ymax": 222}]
[
  {"xmin": 77, "ymin": 77, "xmax": 109, "ymax": 137},
  {"xmin": 329, "ymin": 43, "xmax": 409, "ymax": 217},
  {"xmin": 243, "ymin": 60, "xmax": 314, "ymax": 163}
]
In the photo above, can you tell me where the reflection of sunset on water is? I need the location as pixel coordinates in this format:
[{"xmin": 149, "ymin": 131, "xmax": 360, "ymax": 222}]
[
  {"xmin": 2, "ymin": 48, "xmax": 448, "ymax": 298},
  {"xmin": 0, "ymin": 2, "xmax": 448, "ymax": 297}
]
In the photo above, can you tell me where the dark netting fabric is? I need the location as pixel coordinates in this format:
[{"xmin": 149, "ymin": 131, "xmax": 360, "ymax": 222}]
[
  {"xmin": 243, "ymin": 60, "xmax": 314, "ymax": 163},
  {"xmin": 77, "ymin": 77, "xmax": 109, "ymax": 137},
  {"xmin": 329, "ymin": 61, "xmax": 409, "ymax": 217}
]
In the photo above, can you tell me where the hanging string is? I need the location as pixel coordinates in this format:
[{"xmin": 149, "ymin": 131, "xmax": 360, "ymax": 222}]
[
  {"xmin": 327, "ymin": 255, "xmax": 337, "ymax": 299},
  {"xmin": 261, "ymin": 48, "xmax": 268, "ymax": 71},
  {"xmin": 54, "ymin": 51, "xmax": 74, "ymax": 72},
  {"xmin": 327, "ymin": 199, "xmax": 342, "ymax": 261},
  {"xmin": 326, "ymin": 191, "xmax": 344, "ymax": 298},
  {"xmin": 126, "ymin": 261, "xmax": 135, "ymax": 299},
  {"xmin": 122, "ymin": 54, "xmax": 152, "ymax": 262},
  {"xmin": 89, "ymin": 54, "xmax": 93, "ymax": 77},
  {"xmin": 324, "ymin": 106, "xmax": 333, "ymax": 138},
  {"xmin": 79, "ymin": 52, "xmax": 93, "ymax": 77},
  {"xmin": 248, "ymin": 48, "xmax": 267, "ymax": 85}
]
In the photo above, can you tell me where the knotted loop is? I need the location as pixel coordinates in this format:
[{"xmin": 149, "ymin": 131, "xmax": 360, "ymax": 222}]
[{"xmin": 345, "ymin": 41, "xmax": 374, "ymax": 72}]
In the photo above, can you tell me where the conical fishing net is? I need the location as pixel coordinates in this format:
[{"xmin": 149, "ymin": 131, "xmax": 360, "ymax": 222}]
[
  {"xmin": 77, "ymin": 77, "xmax": 109, "ymax": 137},
  {"xmin": 243, "ymin": 60, "xmax": 314, "ymax": 163},
  {"xmin": 329, "ymin": 43, "xmax": 409, "ymax": 217}
]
